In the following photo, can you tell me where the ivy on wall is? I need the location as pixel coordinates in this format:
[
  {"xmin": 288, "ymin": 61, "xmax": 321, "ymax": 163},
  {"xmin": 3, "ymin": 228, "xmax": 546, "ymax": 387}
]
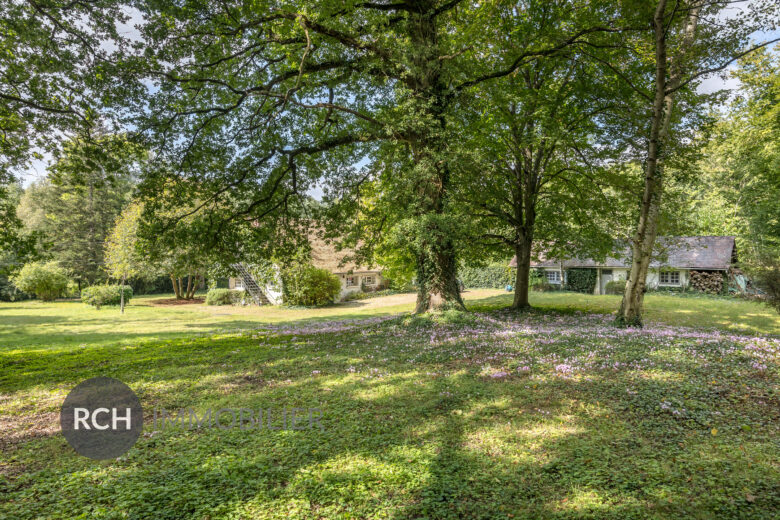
[{"xmin": 565, "ymin": 268, "xmax": 597, "ymax": 293}]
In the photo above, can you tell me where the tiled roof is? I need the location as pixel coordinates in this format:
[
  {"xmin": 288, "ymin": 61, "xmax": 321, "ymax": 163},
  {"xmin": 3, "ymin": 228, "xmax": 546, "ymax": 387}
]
[{"xmin": 510, "ymin": 236, "xmax": 736, "ymax": 270}]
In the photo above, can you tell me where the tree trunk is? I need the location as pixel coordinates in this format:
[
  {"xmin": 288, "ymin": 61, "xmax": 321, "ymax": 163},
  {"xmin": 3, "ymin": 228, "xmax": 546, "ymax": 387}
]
[
  {"xmin": 171, "ymin": 275, "xmax": 182, "ymax": 299},
  {"xmin": 512, "ymin": 235, "xmax": 533, "ymax": 310},
  {"xmin": 185, "ymin": 274, "xmax": 192, "ymax": 300},
  {"xmin": 407, "ymin": 5, "xmax": 465, "ymax": 314},
  {"xmin": 185, "ymin": 274, "xmax": 200, "ymax": 300},
  {"xmin": 120, "ymin": 274, "xmax": 126, "ymax": 314},
  {"xmin": 414, "ymin": 236, "xmax": 464, "ymax": 313},
  {"xmin": 618, "ymin": 0, "xmax": 699, "ymax": 326}
]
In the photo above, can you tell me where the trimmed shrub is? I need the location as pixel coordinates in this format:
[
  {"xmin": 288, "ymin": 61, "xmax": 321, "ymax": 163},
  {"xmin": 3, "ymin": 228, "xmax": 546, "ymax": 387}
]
[
  {"xmin": 11, "ymin": 261, "xmax": 71, "ymax": 301},
  {"xmin": 604, "ymin": 279, "xmax": 626, "ymax": 295},
  {"xmin": 205, "ymin": 288, "xmax": 243, "ymax": 306},
  {"xmin": 565, "ymin": 268, "xmax": 597, "ymax": 293},
  {"xmin": 81, "ymin": 285, "xmax": 133, "ymax": 309},
  {"xmin": 282, "ymin": 265, "xmax": 341, "ymax": 306},
  {"xmin": 460, "ymin": 262, "xmax": 515, "ymax": 289}
]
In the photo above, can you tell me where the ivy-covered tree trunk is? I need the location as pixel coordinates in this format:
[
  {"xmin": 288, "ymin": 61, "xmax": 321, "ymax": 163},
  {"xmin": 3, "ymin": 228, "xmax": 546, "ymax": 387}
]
[
  {"xmin": 414, "ymin": 223, "xmax": 464, "ymax": 313},
  {"xmin": 409, "ymin": 3, "xmax": 464, "ymax": 314}
]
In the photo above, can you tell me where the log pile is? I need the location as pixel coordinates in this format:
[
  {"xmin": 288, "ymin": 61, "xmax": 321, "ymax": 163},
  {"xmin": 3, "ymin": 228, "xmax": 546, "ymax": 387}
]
[{"xmin": 689, "ymin": 270, "xmax": 724, "ymax": 294}]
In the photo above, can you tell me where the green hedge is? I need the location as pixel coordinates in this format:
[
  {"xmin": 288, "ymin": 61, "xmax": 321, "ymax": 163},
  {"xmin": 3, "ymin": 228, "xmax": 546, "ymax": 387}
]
[
  {"xmin": 565, "ymin": 268, "xmax": 597, "ymax": 293},
  {"xmin": 459, "ymin": 262, "xmax": 514, "ymax": 289},
  {"xmin": 604, "ymin": 279, "xmax": 626, "ymax": 295},
  {"xmin": 205, "ymin": 288, "xmax": 244, "ymax": 305},
  {"xmin": 81, "ymin": 285, "xmax": 133, "ymax": 309},
  {"xmin": 282, "ymin": 265, "xmax": 341, "ymax": 306}
]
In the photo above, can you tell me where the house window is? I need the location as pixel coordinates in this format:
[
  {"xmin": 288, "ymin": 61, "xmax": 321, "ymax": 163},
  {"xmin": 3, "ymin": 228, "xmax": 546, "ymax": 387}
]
[
  {"xmin": 346, "ymin": 275, "xmax": 358, "ymax": 287},
  {"xmin": 659, "ymin": 271, "xmax": 680, "ymax": 285},
  {"xmin": 363, "ymin": 275, "xmax": 376, "ymax": 286},
  {"xmin": 546, "ymin": 271, "xmax": 561, "ymax": 284},
  {"xmin": 234, "ymin": 278, "xmax": 244, "ymax": 290}
]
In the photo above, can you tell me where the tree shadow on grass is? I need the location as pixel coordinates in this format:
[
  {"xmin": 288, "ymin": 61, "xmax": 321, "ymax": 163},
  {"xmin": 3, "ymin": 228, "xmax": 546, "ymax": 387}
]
[
  {"xmin": 2, "ymin": 307, "xmax": 778, "ymax": 518},
  {"xmin": 14, "ymin": 369, "xmax": 752, "ymax": 518}
]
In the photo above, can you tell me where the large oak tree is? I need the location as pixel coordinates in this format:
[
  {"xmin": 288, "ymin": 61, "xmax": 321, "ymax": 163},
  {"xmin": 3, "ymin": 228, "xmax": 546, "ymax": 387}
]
[{"xmin": 123, "ymin": 0, "xmax": 625, "ymax": 312}]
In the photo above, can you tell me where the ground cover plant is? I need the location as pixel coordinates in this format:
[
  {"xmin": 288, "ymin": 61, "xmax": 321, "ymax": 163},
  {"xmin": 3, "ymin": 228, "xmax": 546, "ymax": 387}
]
[{"xmin": 1, "ymin": 292, "xmax": 778, "ymax": 519}]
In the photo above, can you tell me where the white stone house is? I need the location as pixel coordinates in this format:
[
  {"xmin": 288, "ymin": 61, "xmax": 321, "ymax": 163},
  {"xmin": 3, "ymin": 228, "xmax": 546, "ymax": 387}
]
[
  {"xmin": 228, "ymin": 237, "xmax": 384, "ymax": 304},
  {"xmin": 510, "ymin": 236, "xmax": 737, "ymax": 294}
]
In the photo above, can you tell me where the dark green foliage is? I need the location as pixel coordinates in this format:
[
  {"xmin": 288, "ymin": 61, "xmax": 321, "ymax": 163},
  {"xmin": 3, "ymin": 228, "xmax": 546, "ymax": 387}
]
[
  {"xmin": 0, "ymin": 274, "xmax": 30, "ymax": 301},
  {"xmin": 81, "ymin": 285, "xmax": 133, "ymax": 309},
  {"xmin": 459, "ymin": 263, "xmax": 515, "ymax": 289},
  {"xmin": 282, "ymin": 265, "xmax": 341, "ymax": 306},
  {"xmin": 205, "ymin": 289, "xmax": 242, "ymax": 306},
  {"xmin": 754, "ymin": 265, "xmax": 780, "ymax": 314},
  {"xmin": 128, "ymin": 275, "xmax": 174, "ymax": 295},
  {"xmin": 565, "ymin": 268, "xmax": 597, "ymax": 293},
  {"xmin": 604, "ymin": 280, "xmax": 626, "ymax": 295},
  {"xmin": 17, "ymin": 136, "xmax": 140, "ymax": 285}
]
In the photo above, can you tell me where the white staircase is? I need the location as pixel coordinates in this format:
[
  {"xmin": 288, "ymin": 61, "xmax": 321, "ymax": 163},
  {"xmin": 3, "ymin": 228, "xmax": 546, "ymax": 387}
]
[{"xmin": 231, "ymin": 263, "xmax": 271, "ymax": 305}]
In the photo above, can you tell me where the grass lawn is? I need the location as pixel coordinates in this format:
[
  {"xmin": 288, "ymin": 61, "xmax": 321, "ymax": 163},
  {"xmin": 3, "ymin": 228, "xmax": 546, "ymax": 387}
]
[{"xmin": 1, "ymin": 291, "xmax": 778, "ymax": 519}]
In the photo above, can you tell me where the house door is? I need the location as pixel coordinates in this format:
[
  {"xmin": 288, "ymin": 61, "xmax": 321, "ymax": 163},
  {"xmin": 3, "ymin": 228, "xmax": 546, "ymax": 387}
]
[{"xmin": 600, "ymin": 269, "xmax": 613, "ymax": 294}]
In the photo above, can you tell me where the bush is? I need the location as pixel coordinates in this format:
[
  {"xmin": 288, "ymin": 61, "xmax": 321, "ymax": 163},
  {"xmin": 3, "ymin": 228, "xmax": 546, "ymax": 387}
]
[
  {"xmin": 753, "ymin": 265, "xmax": 780, "ymax": 314},
  {"xmin": 129, "ymin": 275, "xmax": 174, "ymax": 295},
  {"xmin": 532, "ymin": 280, "xmax": 555, "ymax": 292},
  {"xmin": 565, "ymin": 268, "xmax": 597, "ymax": 293},
  {"xmin": 282, "ymin": 265, "xmax": 341, "ymax": 306},
  {"xmin": 205, "ymin": 288, "xmax": 243, "ymax": 306},
  {"xmin": 11, "ymin": 261, "xmax": 71, "ymax": 301},
  {"xmin": 460, "ymin": 262, "xmax": 515, "ymax": 289},
  {"xmin": 529, "ymin": 269, "xmax": 544, "ymax": 287},
  {"xmin": 0, "ymin": 274, "xmax": 31, "ymax": 301},
  {"xmin": 604, "ymin": 279, "xmax": 626, "ymax": 295},
  {"xmin": 81, "ymin": 285, "xmax": 133, "ymax": 309}
]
